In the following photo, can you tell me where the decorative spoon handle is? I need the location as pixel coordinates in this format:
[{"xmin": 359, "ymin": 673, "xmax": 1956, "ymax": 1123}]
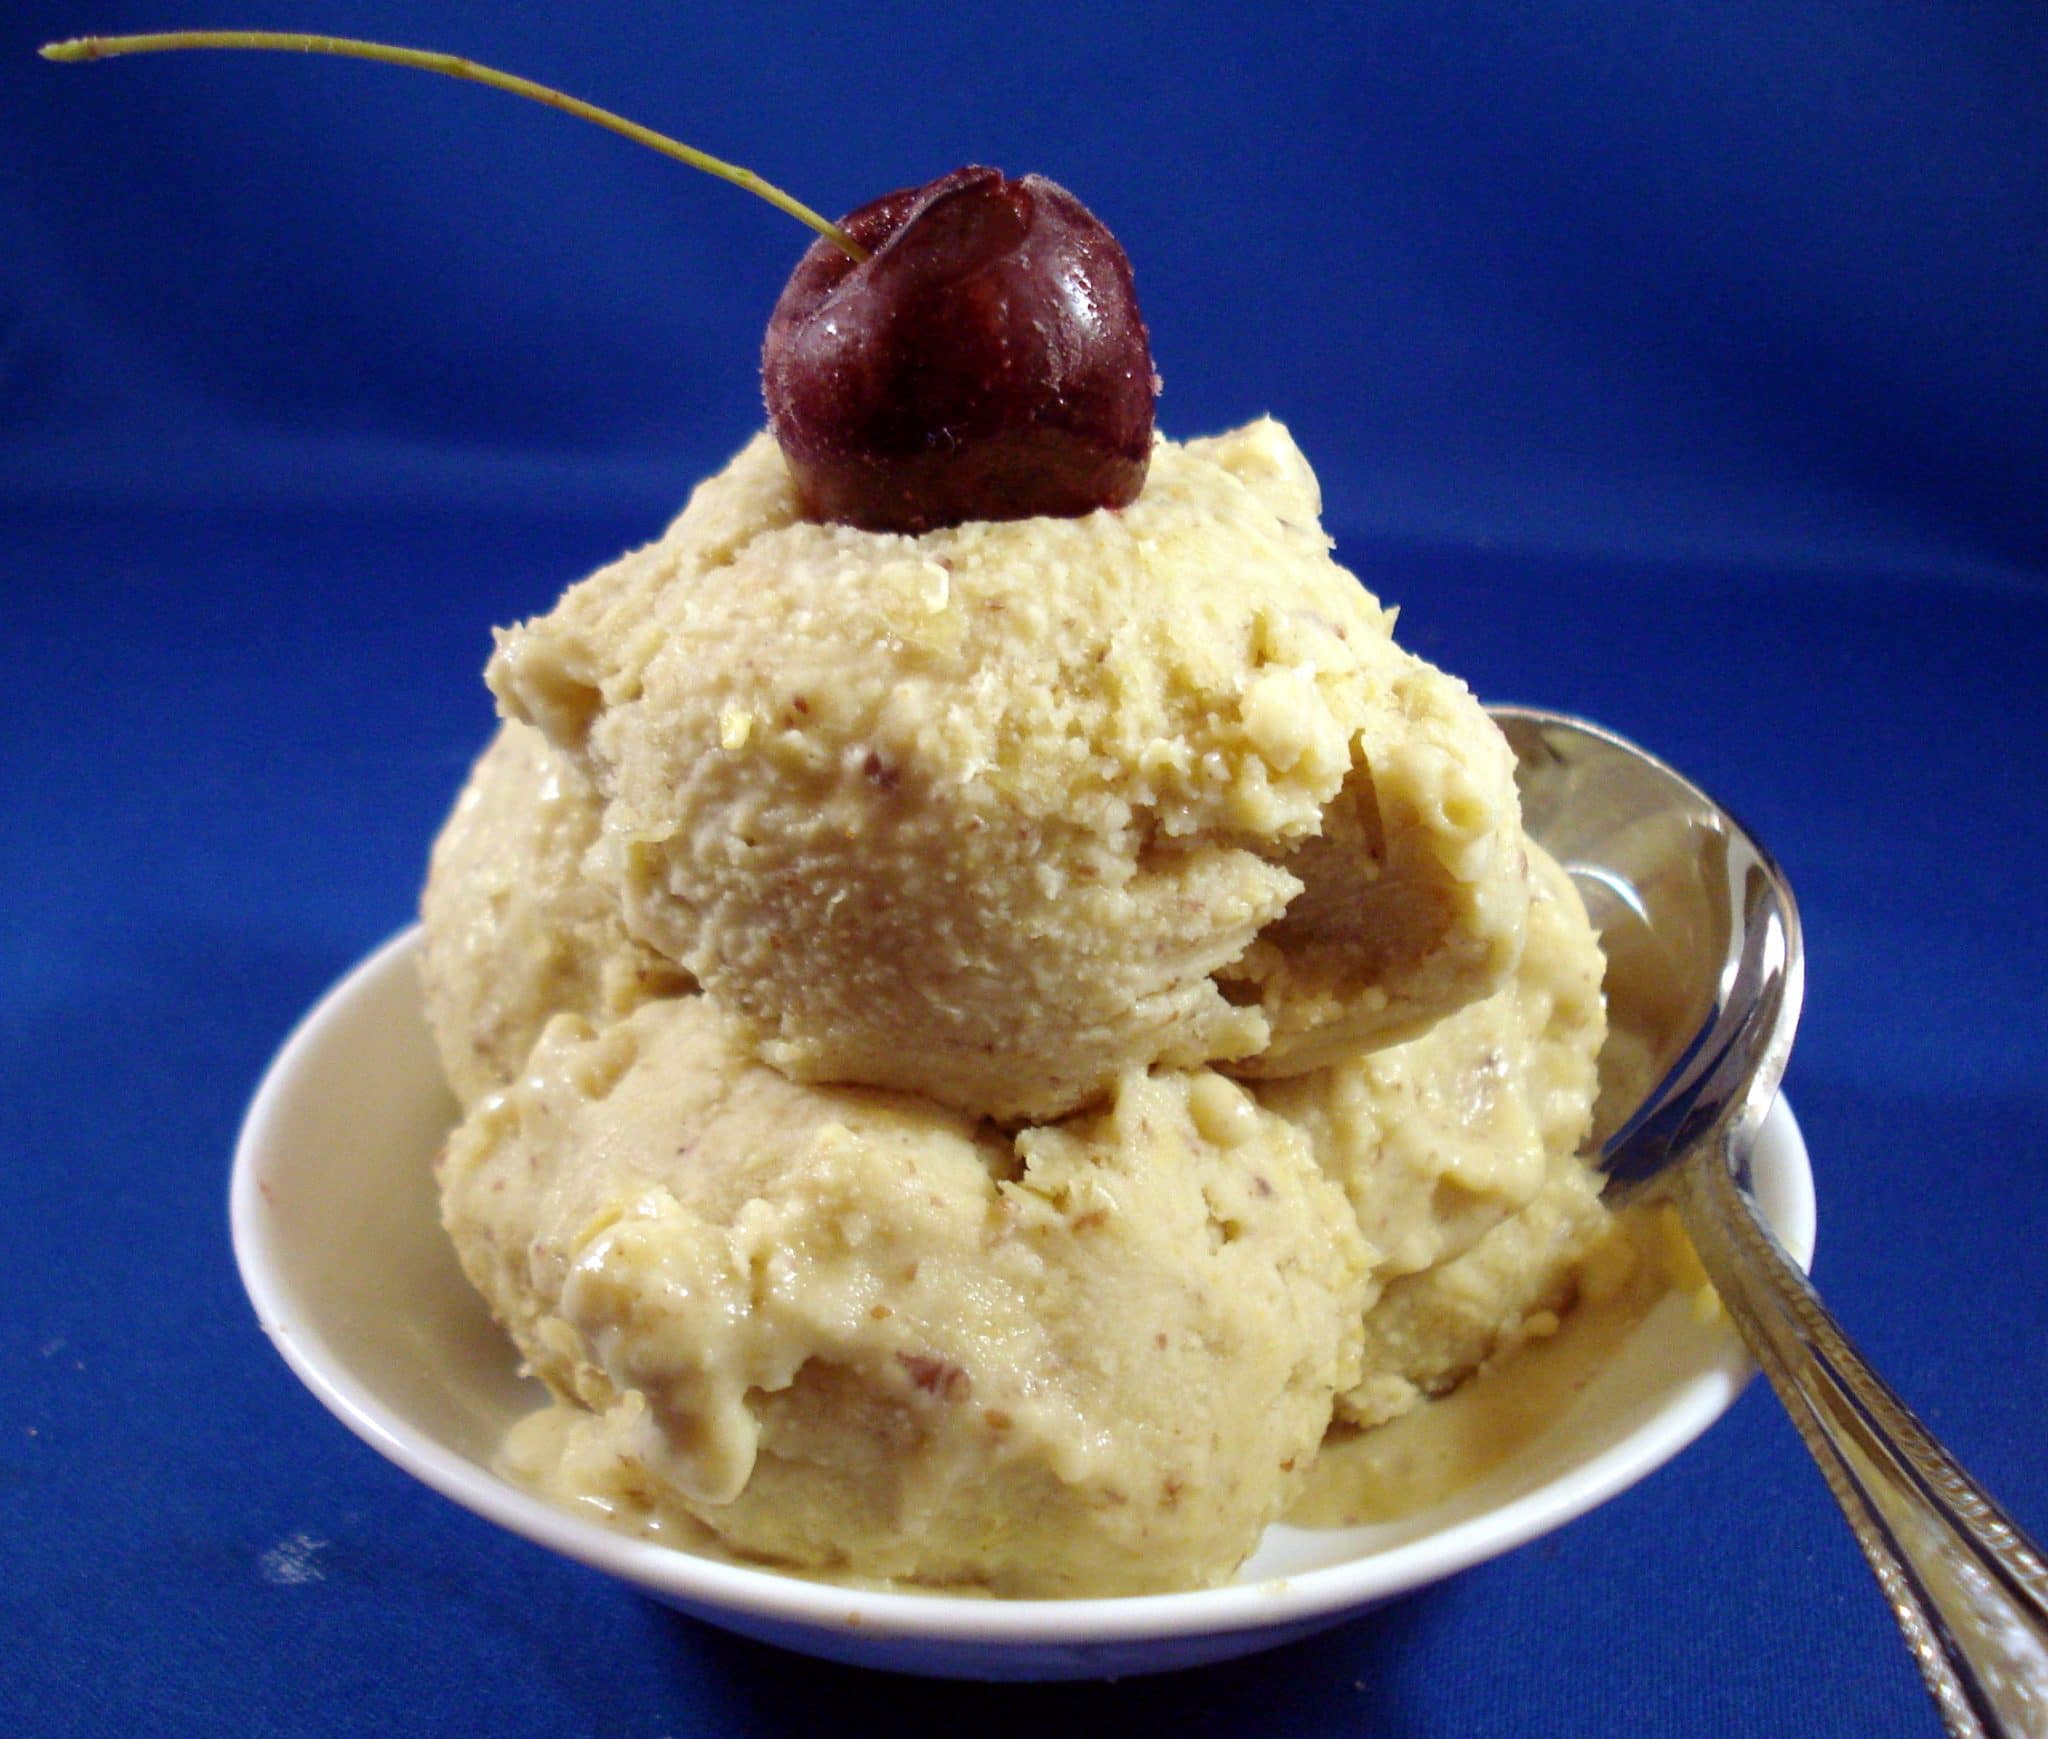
[{"xmin": 1673, "ymin": 1136, "xmax": 2048, "ymax": 1739}]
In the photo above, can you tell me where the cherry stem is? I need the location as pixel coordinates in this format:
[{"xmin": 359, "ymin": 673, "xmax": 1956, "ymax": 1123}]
[{"xmin": 40, "ymin": 30, "xmax": 867, "ymax": 262}]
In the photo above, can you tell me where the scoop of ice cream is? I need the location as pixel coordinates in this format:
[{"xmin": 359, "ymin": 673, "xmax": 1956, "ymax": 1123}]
[
  {"xmin": 437, "ymin": 995, "xmax": 1374, "ymax": 1596},
  {"xmin": 419, "ymin": 721, "xmax": 692, "ymax": 1106},
  {"xmin": 488, "ymin": 418, "xmax": 1527, "ymax": 1122},
  {"xmin": 1255, "ymin": 841, "xmax": 1606, "ymax": 1282}
]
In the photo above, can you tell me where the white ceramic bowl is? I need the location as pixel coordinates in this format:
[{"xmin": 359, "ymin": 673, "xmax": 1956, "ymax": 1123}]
[{"xmin": 231, "ymin": 927, "xmax": 1815, "ymax": 1681}]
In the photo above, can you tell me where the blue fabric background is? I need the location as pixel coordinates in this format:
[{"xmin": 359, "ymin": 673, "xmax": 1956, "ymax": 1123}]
[{"xmin": 5, "ymin": 2, "xmax": 2044, "ymax": 1734}]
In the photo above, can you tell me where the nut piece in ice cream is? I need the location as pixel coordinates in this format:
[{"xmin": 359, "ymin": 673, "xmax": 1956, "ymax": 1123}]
[
  {"xmin": 437, "ymin": 997, "xmax": 1374, "ymax": 1596},
  {"xmin": 488, "ymin": 418, "xmax": 1527, "ymax": 1122},
  {"xmin": 419, "ymin": 720, "xmax": 692, "ymax": 1106}
]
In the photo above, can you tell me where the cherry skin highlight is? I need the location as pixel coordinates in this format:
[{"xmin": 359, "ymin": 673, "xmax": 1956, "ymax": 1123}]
[{"xmin": 763, "ymin": 166, "xmax": 1158, "ymax": 534}]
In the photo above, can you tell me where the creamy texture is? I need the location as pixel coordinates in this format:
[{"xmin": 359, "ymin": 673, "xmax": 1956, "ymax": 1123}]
[
  {"xmin": 1252, "ymin": 842, "xmax": 1610, "ymax": 1427},
  {"xmin": 438, "ymin": 997, "xmax": 1374, "ymax": 1597},
  {"xmin": 1340, "ymin": 1148, "xmax": 1619, "ymax": 1430},
  {"xmin": 488, "ymin": 421, "xmax": 1526, "ymax": 1122},
  {"xmin": 419, "ymin": 720, "xmax": 691, "ymax": 1107},
  {"xmin": 420, "ymin": 419, "xmax": 1641, "ymax": 1596},
  {"xmin": 1256, "ymin": 845, "xmax": 1603, "ymax": 1280},
  {"xmin": 1289, "ymin": 1205, "xmax": 1660, "ymax": 1526}
]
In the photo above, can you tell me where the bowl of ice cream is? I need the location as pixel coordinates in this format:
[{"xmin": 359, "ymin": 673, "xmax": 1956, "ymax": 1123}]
[
  {"xmin": 231, "ymin": 925, "xmax": 1811, "ymax": 1680},
  {"xmin": 232, "ymin": 417, "xmax": 1815, "ymax": 1681}
]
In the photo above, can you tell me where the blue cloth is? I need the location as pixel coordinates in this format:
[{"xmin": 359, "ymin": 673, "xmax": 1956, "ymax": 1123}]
[{"xmin": 4, "ymin": 3, "xmax": 2044, "ymax": 1735}]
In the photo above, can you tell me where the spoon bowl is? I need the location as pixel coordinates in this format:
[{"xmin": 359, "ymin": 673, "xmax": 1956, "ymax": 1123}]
[{"xmin": 1491, "ymin": 706, "xmax": 1803, "ymax": 1187}]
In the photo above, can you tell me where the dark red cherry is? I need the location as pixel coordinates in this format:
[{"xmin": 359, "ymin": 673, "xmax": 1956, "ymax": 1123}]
[{"xmin": 762, "ymin": 166, "xmax": 1157, "ymax": 534}]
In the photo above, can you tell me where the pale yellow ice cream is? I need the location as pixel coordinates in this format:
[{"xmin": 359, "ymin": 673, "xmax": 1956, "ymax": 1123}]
[
  {"xmin": 437, "ymin": 997, "xmax": 1374, "ymax": 1596},
  {"xmin": 419, "ymin": 719, "xmax": 691, "ymax": 1106},
  {"xmin": 487, "ymin": 420, "xmax": 1526, "ymax": 1122},
  {"xmin": 1255, "ymin": 849, "xmax": 1590, "ymax": 1272},
  {"xmin": 1257, "ymin": 842, "xmax": 1610, "ymax": 1427},
  {"xmin": 421, "ymin": 418, "xmax": 1632, "ymax": 1596},
  {"xmin": 1340, "ymin": 1147, "xmax": 1625, "ymax": 1429}
]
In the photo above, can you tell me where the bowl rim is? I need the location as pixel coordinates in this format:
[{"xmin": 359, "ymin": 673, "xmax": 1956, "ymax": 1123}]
[{"xmin": 232, "ymin": 925, "xmax": 1815, "ymax": 1649}]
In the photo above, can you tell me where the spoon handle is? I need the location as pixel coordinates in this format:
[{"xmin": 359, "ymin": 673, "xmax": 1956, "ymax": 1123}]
[{"xmin": 1673, "ymin": 1139, "xmax": 2048, "ymax": 1739}]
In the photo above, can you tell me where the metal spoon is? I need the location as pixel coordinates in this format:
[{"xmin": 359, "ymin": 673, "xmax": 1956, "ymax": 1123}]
[{"xmin": 1494, "ymin": 704, "xmax": 2048, "ymax": 1739}]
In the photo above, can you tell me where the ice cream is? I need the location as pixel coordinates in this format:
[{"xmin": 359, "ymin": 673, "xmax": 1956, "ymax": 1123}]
[
  {"xmin": 486, "ymin": 418, "xmax": 1526, "ymax": 1123},
  {"xmin": 1252, "ymin": 843, "xmax": 1612, "ymax": 1426},
  {"xmin": 438, "ymin": 1000, "xmax": 1373, "ymax": 1595},
  {"xmin": 420, "ymin": 718, "xmax": 691, "ymax": 1108},
  {"xmin": 423, "ymin": 417, "xmax": 1632, "ymax": 1596}
]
